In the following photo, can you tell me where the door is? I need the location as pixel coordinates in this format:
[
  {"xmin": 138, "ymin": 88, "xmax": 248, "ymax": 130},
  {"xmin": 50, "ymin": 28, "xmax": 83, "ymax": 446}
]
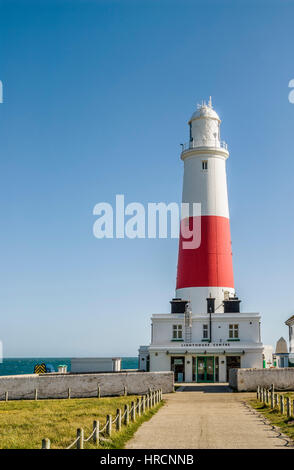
[
  {"xmin": 171, "ymin": 356, "xmax": 185, "ymax": 382},
  {"xmin": 197, "ymin": 356, "xmax": 214, "ymax": 382}
]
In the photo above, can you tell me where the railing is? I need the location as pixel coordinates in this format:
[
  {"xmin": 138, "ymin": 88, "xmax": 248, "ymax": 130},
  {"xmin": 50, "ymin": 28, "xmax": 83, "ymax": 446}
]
[
  {"xmin": 256, "ymin": 385, "xmax": 293, "ymax": 418},
  {"xmin": 180, "ymin": 140, "xmax": 228, "ymax": 152},
  {"xmin": 41, "ymin": 389, "xmax": 163, "ymax": 449}
]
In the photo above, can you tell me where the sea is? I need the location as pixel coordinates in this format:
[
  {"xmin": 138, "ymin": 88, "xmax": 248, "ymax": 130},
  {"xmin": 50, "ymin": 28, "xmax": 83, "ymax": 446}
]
[{"xmin": 0, "ymin": 357, "xmax": 139, "ymax": 376}]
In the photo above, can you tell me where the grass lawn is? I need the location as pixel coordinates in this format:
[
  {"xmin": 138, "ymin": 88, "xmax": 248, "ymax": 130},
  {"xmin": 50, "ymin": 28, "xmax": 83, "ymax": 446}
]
[
  {"xmin": 249, "ymin": 394, "xmax": 294, "ymax": 442},
  {"xmin": 0, "ymin": 395, "xmax": 163, "ymax": 449}
]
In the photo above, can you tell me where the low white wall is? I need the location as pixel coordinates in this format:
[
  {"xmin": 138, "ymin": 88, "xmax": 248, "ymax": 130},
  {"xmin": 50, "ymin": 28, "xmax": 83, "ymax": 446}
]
[
  {"xmin": 229, "ymin": 368, "xmax": 294, "ymax": 392},
  {"xmin": 0, "ymin": 371, "xmax": 174, "ymax": 400}
]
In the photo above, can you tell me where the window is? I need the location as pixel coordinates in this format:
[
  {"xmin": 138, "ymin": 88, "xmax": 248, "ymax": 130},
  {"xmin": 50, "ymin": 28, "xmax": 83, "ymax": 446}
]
[
  {"xmin": 229, "ymin": 324, "xmax": 239, "ymax": 339},
  {"xmin": 203, "ymin": 324, "xmax": 209, "ymax": 339},
  {"xmin": 202, "ymin": 160, "xmax": 208, "ymax": 170},
  {"xmin": 172, "ymin": 324, "xmax": 183, "ymax": 340}
]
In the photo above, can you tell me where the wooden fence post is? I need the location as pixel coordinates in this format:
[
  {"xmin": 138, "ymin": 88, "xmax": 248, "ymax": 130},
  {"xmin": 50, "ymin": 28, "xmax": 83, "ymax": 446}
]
[
  {"xmin": 5, "ymin": 391, "xmax": 8, "ymax": 402},
  {"xmin": 257, "ymin": 385, "xmax": 260, "ymax": 400},
  {"xmin": 137, "ymin": 398, "xmax": 141, "ymax": 417},
  {"xmin": 116, "ymin": 408, "xmax": 122, "ymax": 431},
  {"xmin": 286, "ymin": 397, "xmax": 291, "ymax": 418},
  {"xmin": 124, "ymin": 404, "xmax": 129, "ymax": 425},
  {"xmin": 77, "ymin": 428, "xmax": 84, "ymax": 449},
  {"xmin": 130, "ymin": 402, "xmax": 136, "ymax": 422},
  {"xmin": 142, "ymin": 395, "xmax": 146, "ymax": 414},
  {"xmin": 41, "ymin": 438, "xmax": 50, "ymax": 449},
  {"xmin": 270, "ymin": 392, "xmax": 274, "ymax": 408},
  {"xmin": 280, "ymin": 396, "xmax": 284, "ymax": 414},
  {"xmin": 34, "ymin": 388, "xmax": 38, "ymax": 401},
  {"xmin": 275, "ymin": 393, "xmax": 279, "ymax": 408},
  {"xmin": 97, "ymin": 386, "xmax": 101, "ymax": 398},
  {"xmin": 93, "ymin": 420, "xmax": 99, "ymax": 444},
  {"xmin": 124, "ymin": 386, "xmax": 127, "ymax": 396},
  {"xmin": 106, "ymin": 415, "xmax": 112, "ymax": 436},
  {"xmin": 68, "ymin": 388, "xmax": 71, "ymax": 399}
]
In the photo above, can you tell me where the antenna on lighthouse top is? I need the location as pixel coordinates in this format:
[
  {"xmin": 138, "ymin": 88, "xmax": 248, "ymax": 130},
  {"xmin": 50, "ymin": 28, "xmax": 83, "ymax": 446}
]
[{"xmin": 208, "ymin": 96, "xmax": 212, "ymax": 108}]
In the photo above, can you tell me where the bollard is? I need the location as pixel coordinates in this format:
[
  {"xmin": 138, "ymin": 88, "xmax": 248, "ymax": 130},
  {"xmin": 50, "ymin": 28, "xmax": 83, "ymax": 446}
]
[
  {"xmin": 130, "ymin": 402, "xmax": 136, "ymax": 422},
  {"xmin": 68, "ymin": 388, "xmax": 71, "ymax": 399},
  {"xmin": 142, "ymin": 395, "xmax": 146, "ymax": 414},
  {"xmin": 124, "ymin": 404, "xmax": 129, "ymax": 426},
  {"xmin": 124, "ymin": 386, "xmax": 127, "ymax": 396},
  {"xmin": 5, "ymin": 391, "xmax": 8, "ymax": 402},
  {"xmin": 93, "ymin": 420, "xmax": 99, "ymax": 444},
  {"xmin": 286, "ymin": 397, "xmax": 291, "ymax": 418},
  {"xmin": 106, "ymin": 415, "xmax": 112, "ymax": 436},
  {"xmin": 34, "ymin": 388, "xmax": 38, "ymax": 401},
  {"xmin": 77, "ymin": 428, "xmax": 84, "ymax": 449},
  {"xmin": 137, "ymin": 398, "xmax": 141, "ymax": 417},
  {"xmin": 97, "ymin": 386, "xmax": 101, "ymax": 398},
  {"xmin": 280, "ymin": 396, "xmax": 284, "ymax": 414},
  {"xmin": 116, "ymin": 408, "xmax": 122, "ymax": 431},
  {"xmin": 41, "ymin": 438, "xmax": 50, "ymax": 449}
]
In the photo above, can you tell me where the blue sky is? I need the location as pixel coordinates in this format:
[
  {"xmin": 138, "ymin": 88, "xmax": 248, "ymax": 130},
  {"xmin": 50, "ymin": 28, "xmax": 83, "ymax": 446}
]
[{"xmin": 0, "ymin": 0, "xmax": 293, "ymax": 357}]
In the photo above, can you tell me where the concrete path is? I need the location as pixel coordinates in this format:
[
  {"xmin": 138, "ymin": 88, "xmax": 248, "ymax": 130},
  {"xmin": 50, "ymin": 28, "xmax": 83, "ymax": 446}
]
[{"xmin": 126, "ymin": 384, "xmax": 291, "ymax": 449}]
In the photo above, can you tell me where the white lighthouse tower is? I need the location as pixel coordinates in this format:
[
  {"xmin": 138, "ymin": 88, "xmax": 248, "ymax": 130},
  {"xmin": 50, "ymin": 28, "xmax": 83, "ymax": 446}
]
[
  {"xmin": 176, "ymin": 98, "xmax": 234, "ymax": 314},
  {"xmin": 139, "ymin": 100, "xmax": 263, "ymax": 383}
]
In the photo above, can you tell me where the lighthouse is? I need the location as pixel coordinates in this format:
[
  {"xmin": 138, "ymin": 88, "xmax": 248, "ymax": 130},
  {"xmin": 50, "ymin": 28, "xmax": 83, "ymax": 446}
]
[
  {"xmin": 176, "ymin": 98, "xmax": 235, "ymax": 314},
  {"xmin": 139, "ymin": 100, "xmax": 263, "ymax": 383}
]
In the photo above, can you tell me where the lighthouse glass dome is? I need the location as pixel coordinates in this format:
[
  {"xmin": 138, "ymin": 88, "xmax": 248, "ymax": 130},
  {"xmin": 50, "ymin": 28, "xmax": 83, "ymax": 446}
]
[{"xmin": 182, "ymin": 99, "xmax": 228, "ymax": 151}]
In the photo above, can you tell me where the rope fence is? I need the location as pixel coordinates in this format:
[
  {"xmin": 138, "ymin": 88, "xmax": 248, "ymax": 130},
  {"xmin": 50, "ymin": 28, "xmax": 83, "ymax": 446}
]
[
  {"xmin": 41, "ymin": 389, "xmax": 163, "ymax": 449},
  {"xmin": 256, "ymin": 384, "xmax": 294, "ymax": 419}
]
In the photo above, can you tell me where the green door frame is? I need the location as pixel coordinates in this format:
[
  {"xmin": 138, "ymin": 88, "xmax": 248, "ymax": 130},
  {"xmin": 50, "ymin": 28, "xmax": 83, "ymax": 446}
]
[{"xmin": 197, "ymin": 356, "xmax": 215, "ymax": 383}]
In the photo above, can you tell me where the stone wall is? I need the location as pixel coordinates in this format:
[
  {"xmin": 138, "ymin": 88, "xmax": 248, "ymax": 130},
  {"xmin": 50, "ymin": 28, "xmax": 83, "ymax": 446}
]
[
  {"xmin": 229, "ymin": 368, "xmax": 294, "ymax": 392},
  {"xmin": 0, "ymin": 371, "xmax": 174, "ymax": 400}
]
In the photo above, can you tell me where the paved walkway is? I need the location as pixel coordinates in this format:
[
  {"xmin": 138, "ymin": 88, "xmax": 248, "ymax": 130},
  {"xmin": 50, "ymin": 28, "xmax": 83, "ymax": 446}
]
[{"xmin": 126, "ymin": 384, "xmax": 291, "ymax": 449}]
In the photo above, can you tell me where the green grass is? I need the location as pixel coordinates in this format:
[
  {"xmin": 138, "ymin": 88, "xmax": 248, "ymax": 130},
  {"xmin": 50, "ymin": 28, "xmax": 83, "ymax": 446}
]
[
  {"xmin": 249, "ymin": 394, "xmax": 294, "ymax": 442},
  {"xmin": 0, "ymin": 396, "xmax": 164, "ymax": 449}
]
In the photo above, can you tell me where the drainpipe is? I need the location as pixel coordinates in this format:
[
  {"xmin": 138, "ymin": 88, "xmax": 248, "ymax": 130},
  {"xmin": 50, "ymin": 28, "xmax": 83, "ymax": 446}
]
[{"xmin": 206, "ymin": 297, "xmax": 215, "ymax": 343}]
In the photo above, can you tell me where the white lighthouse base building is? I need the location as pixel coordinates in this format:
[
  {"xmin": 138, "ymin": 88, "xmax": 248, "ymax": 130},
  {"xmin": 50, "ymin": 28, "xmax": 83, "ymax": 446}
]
[{"xmin": 139, "ymin": 307, "xmax": 263, "ymax": 383}]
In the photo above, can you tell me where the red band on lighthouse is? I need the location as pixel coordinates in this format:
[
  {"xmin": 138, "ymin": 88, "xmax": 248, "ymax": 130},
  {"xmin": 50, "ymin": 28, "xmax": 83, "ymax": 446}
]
[{"xmin": 176, "ymin": 215, "xmax": 234, "ymax": 289}]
